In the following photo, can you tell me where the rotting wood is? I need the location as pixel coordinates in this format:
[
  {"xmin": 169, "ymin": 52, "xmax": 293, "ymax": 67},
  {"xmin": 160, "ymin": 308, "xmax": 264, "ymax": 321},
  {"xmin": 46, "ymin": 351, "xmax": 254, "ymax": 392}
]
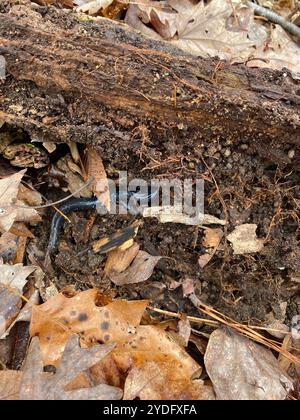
[{"xmin": 0, "ymin": 0, "xmax": 300, "ymax": 167}]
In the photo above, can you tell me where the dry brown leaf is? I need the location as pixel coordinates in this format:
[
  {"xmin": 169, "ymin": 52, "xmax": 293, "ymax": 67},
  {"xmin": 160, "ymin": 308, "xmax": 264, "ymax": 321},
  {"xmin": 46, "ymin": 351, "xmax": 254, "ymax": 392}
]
[
  {"xmin": 109, "ymin": 250, "xmax": 161, "ymax": 285},
  {"xmin": 143, "ymin": 205, "xmax": 226, "ymax": 225},
  {"xmin": 181, "ymin": 276, "xmax": 194, "ymax": 297},
  {"xmin": 203, "ymin": 227, "xmax": 223, "ymax": 248},
  {"xmin": 9, "ymin": 222, "xmax": 34, "ymax": 239},
  {"xmin": 56, "ymin": 155, "xmax": 91, "ymax": 198},
  {"xmin": 68, "ymin": 141, "xmax": 80, "ymax": 164},
  {"xmin": 247, "ymin": 25, "xmax": 300, "ymax": 73},
  {"xmin": 0, "ymin": 263, "xmax": 36, "ymax": 335},
  {"xmin": 30, "ymin": 290, "xmax": 149, "ymax": 366},
  {"xmin": 0, "ymin": 371, "xmax": 22, "ymax": 400},
  {"xmin": 17, "ymin": 184, "xmax": 42, "ymax": 207},
  {"xmin": 169, "ymin": 0, "xmax": 265, "ymax": 60},
  {"xmin": 42, "ymin": 142, "xmax": 57, "ymax": 154},
  {"xmin": 199, "ymin": 227, "xmax": 223, "ymax": 268},
  {"xmin": 0, "ymin": 286, "xmax": 21, "ymax": 337},
  {"xmin": 125, "ymin": 4, "xmax": 164, "ymax": 40},
  {"xmin": 125, "ymin": 0, "xmax": 300, "ymax": 73},
  {"xmin": 19, "ymin": 335, "xmax": 122, "ymax": 400},
  {"xmin": 0, "ymin": 263, "xmax": 35, "ymax": 293},
  {"xmin": 1, "ymin": 290, "xmax": 39, "ymax": 339},
  {"xmin": 104, "ymin": 242, "xmax": 140, "ymax": 275},
  {"xmin": 227, "ymin": 223, "xmax": 264, "ymax": 254},
  {"xmin": 84, "ymin": 147, "xmax": 110, "ymax": 210},
  {"xmin": 0, "ymin": 170, "xmax": 40, "ymax": 232},
  {"xmin": 75, "ymin": 0, "xmax": 114, "ymax": 15},
  {"xmin": 128, "ymin": 1, "xmax": 177, "ymax": 40},
  {"xmin": 124, "ymin": 361, "xmax": 215, "ymax": 400},
  {"xmin": 0, "ymin": 232, "xmax": 18, "ymax": 262},
  {"xmin": 198, "ymin": 253, "xmax": 213, "ymax": 269},
  {"xmin": 204, "ymin": 328, "xmax": 294, "ymax": 400},
  {"xmin": 30, "ymin": 290, "xmax": 209, "ymax": 399}
]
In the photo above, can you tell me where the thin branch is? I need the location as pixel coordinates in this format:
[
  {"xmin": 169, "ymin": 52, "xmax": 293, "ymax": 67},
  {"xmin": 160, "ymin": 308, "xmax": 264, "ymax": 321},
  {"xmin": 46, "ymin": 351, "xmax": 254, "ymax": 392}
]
[
  {"xmin": 11, "ymin": 177, "xmax": 94, "ymax": 210},
  {"xmin": 247, "ymin": 1, "xmax": 300, "ymax": 39}
]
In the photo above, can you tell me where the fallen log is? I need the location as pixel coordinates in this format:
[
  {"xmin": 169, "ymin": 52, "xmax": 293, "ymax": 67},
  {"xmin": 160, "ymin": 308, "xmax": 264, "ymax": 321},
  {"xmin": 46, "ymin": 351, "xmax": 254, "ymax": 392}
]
[{"xmin": 0, "ymin": 0, "xmax": 300, "ymax": 169}]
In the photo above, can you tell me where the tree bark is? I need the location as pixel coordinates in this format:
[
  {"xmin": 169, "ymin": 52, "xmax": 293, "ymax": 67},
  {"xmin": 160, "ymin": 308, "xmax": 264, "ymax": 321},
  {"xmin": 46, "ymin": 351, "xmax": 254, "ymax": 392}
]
[{"xmin": 0, "ymin": 0, "xmax": 300, "ymax": 168}]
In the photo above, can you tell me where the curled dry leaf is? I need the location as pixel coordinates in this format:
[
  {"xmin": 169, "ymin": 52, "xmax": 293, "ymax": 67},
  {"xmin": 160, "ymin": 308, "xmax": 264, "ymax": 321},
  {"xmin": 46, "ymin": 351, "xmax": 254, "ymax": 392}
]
[
  {"xmin": 108, "ymin": 250, "xmax": 162, "ymax": 286},
  {"xmin": 127, "ymin": 1, "xmax": 177, "ymax": 40},
  {"xmin": 19, "ymin": 335, "xmax": 122, "ymax": 400},
  {"xmin": 104, "ymin": 242, "xmax": 140, "ymax": 276},
  {"xmin": 30, "ymin": 290, "xmax": 212, "ymax": 399},
  {"xmin": 204, "ymin": 328, "xmax": 294, "ymax": 400},
  {"xmin": 226, "ymin": 223, "xmax": 264, "ymax": 254},
  {"xmin": 84, "ymin": 147, "xmax": 110, "ymax": 210},
  {"xmin": 0, "ymin": 170, "xmax": 40, "ymax": 232},
  {"xmin": 68, "ymin": 142, "xmax": 80, "ymax": 164}
]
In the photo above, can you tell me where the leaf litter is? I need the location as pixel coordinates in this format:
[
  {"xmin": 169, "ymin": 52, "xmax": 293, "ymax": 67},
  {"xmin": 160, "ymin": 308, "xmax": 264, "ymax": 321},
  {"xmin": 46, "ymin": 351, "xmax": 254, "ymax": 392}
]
[{"xmin": 29, "ymin": 289, "xmax": 214, "ymax": 399}]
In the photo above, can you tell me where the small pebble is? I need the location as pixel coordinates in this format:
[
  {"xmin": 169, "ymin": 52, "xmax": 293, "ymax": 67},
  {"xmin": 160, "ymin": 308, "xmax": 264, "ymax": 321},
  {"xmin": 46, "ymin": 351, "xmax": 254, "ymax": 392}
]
[
  {"xmin": 288, "ymin": 149, "xmax": 295, "ymax": 159},
  {"xmin": 223, "ymin": 148, "xmax": 231, "ymax": 157}
]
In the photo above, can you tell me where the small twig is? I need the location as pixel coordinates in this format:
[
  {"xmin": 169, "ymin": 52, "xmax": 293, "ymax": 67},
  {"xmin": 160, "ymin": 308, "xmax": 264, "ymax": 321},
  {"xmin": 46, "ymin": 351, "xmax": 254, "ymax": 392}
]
[
  {"xmin": 247, "ymin": 1, "xmax": 300, "ymax": 39},
  {"xmin": 11, "ymin": 177, "xmax": 94, "ymax": 210},
  {"xmin": 188, "ymin": 292, "xmax": 300, "ymax": 366},
  {"xmin": 21, "ymin": 180, "xmax": 71, "ymax": 222},
  {"xmin": 148, "ymin": 306, "xmax": 219, "ymax": 327}
]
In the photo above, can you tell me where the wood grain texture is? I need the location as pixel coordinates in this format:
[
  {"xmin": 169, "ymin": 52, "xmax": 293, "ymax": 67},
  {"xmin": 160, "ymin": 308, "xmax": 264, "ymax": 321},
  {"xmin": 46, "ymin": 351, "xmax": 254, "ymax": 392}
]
[{"xmin": 0, "ymin": 0, "xmax": 300, "ymax": 166}]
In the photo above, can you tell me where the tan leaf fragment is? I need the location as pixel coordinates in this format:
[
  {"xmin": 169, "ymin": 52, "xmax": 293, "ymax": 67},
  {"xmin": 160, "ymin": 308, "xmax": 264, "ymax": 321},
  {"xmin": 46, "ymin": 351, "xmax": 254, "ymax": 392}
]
[
  {"xmin": 30, "ymin": 290, "xmax": 210, "ymax": 399},
  {"xmin": 42, "ymin": 142, "xmax": 57, "ymax": 153},
  {"xmin": 104, "ymin": 242, "xmax": 140, "ymax": 275},
  {"xmin": 0, "ymin": 263, "xmax": 35, "ymax": 293},
  {"xmin": 227, "ymin": 224, "xmax": 264, "ymax": 254},
  {"xmin": 109, "ymin": 250, "xmax": 161, "ymax": 285},
  {"xmin": 204, "ymin": 328, "xmax": 293, "ymax": 400}
]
